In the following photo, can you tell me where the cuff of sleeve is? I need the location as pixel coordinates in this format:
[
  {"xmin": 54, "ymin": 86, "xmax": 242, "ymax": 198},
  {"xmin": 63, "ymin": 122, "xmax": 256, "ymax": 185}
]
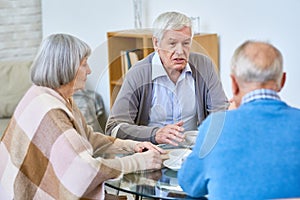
[
  {"xmin": 150, "ymin": 127, "xmax": 159, "ymax": 144},
  {"xmin": 114, "ymin": 138, "xmax": 139, "ymax": 153}
]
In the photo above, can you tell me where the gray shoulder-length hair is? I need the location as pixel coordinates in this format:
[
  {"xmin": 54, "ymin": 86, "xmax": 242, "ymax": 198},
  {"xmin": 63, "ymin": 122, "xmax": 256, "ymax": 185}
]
[
  {"xmin": 152, "ymin": 11, "xmax": 193, "ymax": 42},
  {"xmin": 31, "ymin": 33, "xmax": 91, "ymax": 88},
  {"xmin": 231, "ymin": 40, "xmax": 283, "ymax": 86}
]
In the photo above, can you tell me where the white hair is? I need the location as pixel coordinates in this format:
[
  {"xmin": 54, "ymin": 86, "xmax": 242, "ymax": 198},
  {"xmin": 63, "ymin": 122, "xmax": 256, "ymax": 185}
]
[
  {"xmin": 152, "ymin": 11, "xmax": 193, "ymax": 42},
  {"xmin": 31, "ymin": 33, "xmax": 91, "ymax": 88},
  {"xmin": 231, "ymin": 40, "xmax": 283, "ymax": 85}
]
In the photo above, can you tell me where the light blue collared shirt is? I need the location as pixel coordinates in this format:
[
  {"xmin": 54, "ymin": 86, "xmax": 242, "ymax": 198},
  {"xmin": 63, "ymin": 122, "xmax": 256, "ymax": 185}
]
[
  {"xmin": 148, "ymin": 52, "xmax": 197, "ymax": 131},
  {"xmin": 241, "ymin": 89, "xmax": 281, "ymax": 105}
]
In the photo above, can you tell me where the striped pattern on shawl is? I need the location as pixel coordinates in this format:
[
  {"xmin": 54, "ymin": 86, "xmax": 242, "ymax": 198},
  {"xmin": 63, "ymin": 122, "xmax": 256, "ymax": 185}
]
[{"xmin": 0, "ymin": 85, "xmax": 137, "ymax": 200}]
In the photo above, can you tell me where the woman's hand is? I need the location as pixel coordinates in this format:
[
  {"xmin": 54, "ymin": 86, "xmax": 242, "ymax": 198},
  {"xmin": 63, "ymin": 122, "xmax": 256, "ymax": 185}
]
[{"xmin": 134, "ymin": 141, "xmax": 166, "ymax": 154}]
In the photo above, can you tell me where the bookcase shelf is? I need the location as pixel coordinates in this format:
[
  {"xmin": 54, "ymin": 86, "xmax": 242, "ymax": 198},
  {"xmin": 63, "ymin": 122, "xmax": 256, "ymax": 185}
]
[{"xmin": 107, "ymin": 29, "xmax": 219, "ymax": 107}]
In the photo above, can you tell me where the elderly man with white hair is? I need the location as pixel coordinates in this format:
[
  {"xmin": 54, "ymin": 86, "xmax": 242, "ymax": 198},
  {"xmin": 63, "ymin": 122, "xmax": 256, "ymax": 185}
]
[{"xmin": 106, "ymin": 11, "xmax": 229, "ymax": 146}]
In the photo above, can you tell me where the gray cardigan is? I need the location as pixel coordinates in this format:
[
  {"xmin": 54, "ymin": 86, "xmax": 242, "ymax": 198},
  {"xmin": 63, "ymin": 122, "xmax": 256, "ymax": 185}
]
[{"xmin": 105, "ymin": 52, "xmax": 228, "ymax": 144}]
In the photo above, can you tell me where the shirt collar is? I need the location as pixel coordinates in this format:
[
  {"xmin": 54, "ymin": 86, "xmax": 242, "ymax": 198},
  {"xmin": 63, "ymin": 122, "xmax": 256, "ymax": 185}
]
[
  {"xmin": 151, "ymin": 52, "xmax": 191, "ymax": 80},
  {"xmin": 241, "ymin": 89, "xmax": 281, "ymax": 105}
]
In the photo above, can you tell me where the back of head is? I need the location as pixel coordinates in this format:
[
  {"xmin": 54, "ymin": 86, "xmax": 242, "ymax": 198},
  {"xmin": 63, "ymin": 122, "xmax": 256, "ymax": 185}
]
[
  {"xmin": 31, "ymin": 33, "xmax": 91, "ymax": 89},
  {"xmin": 152, "ymin": 11, "xmax": 193, "ymax": 42},
  {"xmin": 231, "ymin": 40, "xmax": 283, "ymax": 87}
]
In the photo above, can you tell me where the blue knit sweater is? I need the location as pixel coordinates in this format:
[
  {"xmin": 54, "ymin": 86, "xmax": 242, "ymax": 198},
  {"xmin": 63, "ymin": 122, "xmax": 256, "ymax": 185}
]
[{"xmin": 178, "ymin": 98, "xmax": 300, "ymax": 199}]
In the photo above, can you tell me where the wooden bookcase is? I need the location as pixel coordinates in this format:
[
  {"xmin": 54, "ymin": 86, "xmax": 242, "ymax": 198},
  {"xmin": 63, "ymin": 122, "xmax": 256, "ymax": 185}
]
[{"xmin": 107, "ymin": 29, "xmax": 219, "ymax": 107}]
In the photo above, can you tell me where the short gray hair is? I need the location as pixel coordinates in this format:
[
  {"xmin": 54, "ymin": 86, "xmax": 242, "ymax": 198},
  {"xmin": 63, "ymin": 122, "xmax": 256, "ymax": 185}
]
[
  {"xmin": 231, "ymin": 40, "xmax": 283, "ymax": 85},
  {"xmin": 152, "ymin": 11, "xmax": 193, "ymax": 42},
  {"xmin": 31, "ymin": 33, "xmax": 91, "ymax": 88}
]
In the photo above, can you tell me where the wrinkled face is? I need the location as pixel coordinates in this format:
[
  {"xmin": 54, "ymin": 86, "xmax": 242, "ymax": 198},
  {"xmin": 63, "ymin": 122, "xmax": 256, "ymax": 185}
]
[
  {"xmin": 153, "ymin": 26, "xmax": 192, "ymax": 72},
  {"xmin": 73, "ymin": 57, "xmax": 91, "ymax": 91}
]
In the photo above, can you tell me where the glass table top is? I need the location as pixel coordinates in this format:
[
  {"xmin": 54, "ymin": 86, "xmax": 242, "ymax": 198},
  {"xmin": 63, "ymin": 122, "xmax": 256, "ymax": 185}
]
[{"xmin": 105, "ymin": 165, "xmax": 206, "ymax": 199}]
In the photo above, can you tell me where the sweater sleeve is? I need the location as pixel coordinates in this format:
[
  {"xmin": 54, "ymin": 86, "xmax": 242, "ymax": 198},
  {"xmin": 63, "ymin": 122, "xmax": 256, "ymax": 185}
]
[
  {"xmin": 202, "ymin": 57, "xmax": 229, "ymax": 112},
  {"xmin": 47, "ymin": 109, "xmax": 160, "ymax": 193},
  {"xmin": 188, "ymin": 52, "xmax": 229, "ymax": 125},
  {"xmin": 105, "ymin": 56, "xmax": 159, "ymax": 144}
]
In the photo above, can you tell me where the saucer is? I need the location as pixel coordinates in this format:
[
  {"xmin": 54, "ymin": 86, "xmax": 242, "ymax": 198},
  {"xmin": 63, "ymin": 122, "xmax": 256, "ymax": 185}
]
[
  {"xmin": 163, "ymin": 159, "xmax": 181, "ymax": 171},
  {"xmin": 168, "ymin": 149, "xmax": 192, "ymax": 161}
]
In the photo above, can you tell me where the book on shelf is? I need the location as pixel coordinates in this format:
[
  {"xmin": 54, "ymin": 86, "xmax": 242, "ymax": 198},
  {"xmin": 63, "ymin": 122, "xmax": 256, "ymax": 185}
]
[{"xmin": 120, "ymin": 49, "xmax": 141, "ymax": 76}]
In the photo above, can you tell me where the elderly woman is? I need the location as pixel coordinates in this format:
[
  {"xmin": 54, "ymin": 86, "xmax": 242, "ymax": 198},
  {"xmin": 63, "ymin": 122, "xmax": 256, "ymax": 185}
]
[
  {"xmin": 0, "ymin": 34, "xmax": 164, "ymax": 199},
  {"xmin": 106, "ymin": 11, "xmax": 229, "ymax": 145}
]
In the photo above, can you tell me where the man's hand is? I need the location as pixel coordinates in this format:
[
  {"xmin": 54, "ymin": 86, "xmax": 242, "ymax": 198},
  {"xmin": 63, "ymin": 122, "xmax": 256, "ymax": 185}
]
[
  {"xmin": 228, "ymin": 98, "xmax": 238, "ymax": 110},
  {"xmin": 155, "ymin": 121, "xmax": 185, "ymax": 146}
]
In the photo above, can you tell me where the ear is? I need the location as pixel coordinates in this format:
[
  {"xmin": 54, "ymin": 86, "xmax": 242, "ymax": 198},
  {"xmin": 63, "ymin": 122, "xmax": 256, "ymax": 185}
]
[
  {"xmin": 152, "ymin": 37, "xmax": 159, "ymax": 51},
  {"xmin": 230, "ymin": 75, "xmax": 239, "ymax": 95},
  {"xmin": 278, "ymin": 72, "xmax": 286, "ymax": 92}
]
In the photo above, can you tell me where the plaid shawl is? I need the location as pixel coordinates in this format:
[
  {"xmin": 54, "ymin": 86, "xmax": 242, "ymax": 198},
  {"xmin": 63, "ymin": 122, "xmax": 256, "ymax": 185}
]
[{"xmin": 0, "ymin": 85, "xmax": 137, "ymax": 200}]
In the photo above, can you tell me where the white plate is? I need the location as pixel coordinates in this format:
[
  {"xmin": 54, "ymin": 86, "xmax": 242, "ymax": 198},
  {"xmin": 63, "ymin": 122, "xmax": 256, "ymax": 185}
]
[
  {"xmin": 163, "ymin": 159, "xmax": 181, "ymax": 171},
  {"xmin": 168, "ymin": 149, "xmax": 192, "ymax": 161}
]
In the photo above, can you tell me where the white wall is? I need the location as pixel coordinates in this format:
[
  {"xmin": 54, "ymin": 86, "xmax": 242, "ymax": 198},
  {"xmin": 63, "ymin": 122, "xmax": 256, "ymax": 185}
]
[
  {"xmin": 42, "ymin": 0, "xmax": 300, "ymax": 121},
  {"xmin": 42, "ymin": 0, "xmax": 139, "ymax": 121}
]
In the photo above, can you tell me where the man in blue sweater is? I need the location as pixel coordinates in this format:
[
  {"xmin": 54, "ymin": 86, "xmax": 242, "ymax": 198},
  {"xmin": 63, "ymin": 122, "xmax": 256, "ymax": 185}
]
[{"xmin": 178, "ymin": 40, "xmax": 300, "ymax": 199}]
